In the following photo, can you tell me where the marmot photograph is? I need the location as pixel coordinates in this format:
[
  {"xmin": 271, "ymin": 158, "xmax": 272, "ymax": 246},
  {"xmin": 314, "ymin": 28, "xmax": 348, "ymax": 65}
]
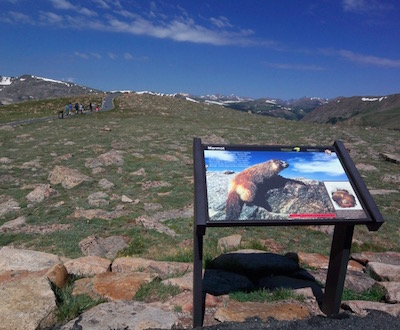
[{"xmin": 204, "ymin": 147, "xmax": 366, "ymax": 221}]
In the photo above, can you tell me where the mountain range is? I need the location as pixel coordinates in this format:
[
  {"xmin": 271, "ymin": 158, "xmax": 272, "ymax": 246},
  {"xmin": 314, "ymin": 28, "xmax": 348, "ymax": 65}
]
[
  {"xmin": 0, "ymin": 75, "xmax": 102, "ymax": 105},
  {"xmin": 1, "ymin": 74, "xmax": 399, "ymax": 130}
]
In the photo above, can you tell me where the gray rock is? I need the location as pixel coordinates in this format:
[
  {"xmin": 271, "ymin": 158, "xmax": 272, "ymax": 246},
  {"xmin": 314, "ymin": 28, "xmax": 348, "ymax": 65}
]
[
  {"xmin": 48, "ymin": 165, "xmax": 92, "ymax": 189},
  {"xmin": 0, "ymin": 246, "xmax": 61, "ymax": 272},
  {"xmin": 26, "ymin": 183, "xmax": 58, "ymax": 203},
  {"xmin": 97, "ymin": 149, "xmax": 124, "ymax": 166},
  {"xmin": 374, "ymin": 282, "xmax": 400, "ymax": 303},
  {"xmin": 61, "ymin": 301, "xmax": 178, "ymax": 330},
  {"xmin": 356, "ymin": 163, "xmax": 378, "ymax": 171},
  {"xmin": 342, "ymin": 300, "xmax": 400, "ymax": 317},
  {"xmin": 217, "ymin": 234, "xmax": 242, "ymax": 252},
  {"xmin": 98, "ymin": 178, "xmax": 114, "ymax": 189},
  {"xmin": 367, "ymin": 262, "xmax": 400, "ymax": 282},
  {"xmin": 63, "ymin": 256, "xmax": 111, "ymax": 277},
  {"xmin": 0, "ymin": 197, "xmax": 19, "ymax": 217},
  {"xmin": 344, "ymin": 270, "xmax": 376, "ymax": 293},
  {"xmin": 79, "ymin": 235, "xmax": 129, "ymax": 259},
  {"xmin": 380, "ymin": 153, "xmax": 400, "ymax": 164},
  {"xmin": 0, "ymin": 216, "xmax": 26, "ymax": 232},
  {"xmin": 351, "ymin": 251, "xmax": 400, "ymax": 266},
  {"xmin": 87, "ymin": 191, "xmax": 109, "ymax": 207},
  {"xmin": 0, "ymin": 273, "xmax": 57, "ymax": 329}
]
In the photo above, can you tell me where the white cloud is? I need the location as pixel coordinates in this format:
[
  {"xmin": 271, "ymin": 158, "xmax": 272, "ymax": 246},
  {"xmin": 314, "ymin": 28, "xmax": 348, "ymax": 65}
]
[
  {"xmin": 74, "ymin": 51, "xmax": 89, "ymax": 59},
  {"xmin": 322, "ymin": 48, "xmax": 400, "ymax": 68},
  {"xmin": 342, "ymin": 0, "xmax": 393, "ymax": 13},
  {"xmin": 1, "ymin": 2, "xmax": 269, "ymax": 47},
  {"xmin": 7, "ymin": 11, "xmax": 32, "ymax": 24},
  {"xmin": 104, "ymin": 14, "xmax": 257, "ymax": 46},
  {"xmin": 290, "ymin": 154, "xmax": 345, "ymax": 177},
  {"xmin": 50, "ymin": 0, "xmax": 75, "ymax": 10},
  {"xmin": 50, "ymin": 0, "xmax": 96, "ymax": 16},
  {"xmin": 338, "ymin": 50, "xmax": 400, "ymax": 68},
  {"xmin": 39, "ymin": 11, "xmax": 63, "ymax": 24},
  {"xmin": 108, "ymin": 52, "xmax": 117, "ymax": 60},
  {"xmin": 263, "ymin": 62, "xmax": 326, "ymax": 71},
  {"xmin": 210, "ymin": 16, "xmax": 233, "ymax": 29},
  {"xmin": 91, "ymin": 52, "xmax": 102, "ymax": 59},
  {"xmin": 92, "ymin": 0, "xmax": 110, "ymax": 9},
  {"xmin": 124, "ymin": 52, "xmax": 133, "ymax": 60}
]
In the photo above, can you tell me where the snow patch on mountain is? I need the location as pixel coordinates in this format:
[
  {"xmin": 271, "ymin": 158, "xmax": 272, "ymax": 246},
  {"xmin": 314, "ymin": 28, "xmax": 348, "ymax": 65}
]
[
  {"xmin": 31, "ymin": 75, "xmax": 72, "ymax": 86},
  {"xmin": 0, "ymin": 76, "xmax": 13, "ymax": 86}
]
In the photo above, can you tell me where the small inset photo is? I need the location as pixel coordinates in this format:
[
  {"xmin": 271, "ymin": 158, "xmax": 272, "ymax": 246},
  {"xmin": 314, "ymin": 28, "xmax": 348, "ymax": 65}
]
[{"xmin": 324, "ymin": 181, "xmax": 363, "ymax": 210}]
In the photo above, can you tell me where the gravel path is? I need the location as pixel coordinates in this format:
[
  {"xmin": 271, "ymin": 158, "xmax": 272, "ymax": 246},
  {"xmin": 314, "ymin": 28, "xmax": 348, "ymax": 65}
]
[{"xmin": 177, "ymin": 311, "xmax": 400, "ymax": 329}]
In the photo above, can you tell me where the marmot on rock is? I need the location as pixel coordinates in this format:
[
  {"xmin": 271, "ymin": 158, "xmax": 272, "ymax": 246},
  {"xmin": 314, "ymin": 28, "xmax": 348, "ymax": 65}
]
[{"xmin": 225, "ymin": 159, "xmax": 289, "ymax": 220}]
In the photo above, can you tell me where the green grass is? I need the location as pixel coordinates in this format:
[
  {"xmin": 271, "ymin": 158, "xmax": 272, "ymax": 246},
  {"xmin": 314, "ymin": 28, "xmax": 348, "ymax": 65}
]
[
  {"xmin": 342, "ymin": 286, "xmax": 386, "ymax": 302},
  {"xmin": 0, "ymin": 92, "xmax": 399, "ymax": 263},
  {"xmin": 51, "ymin": 277, "xmax": 106, "ymax": 323},
  {"xmin": 134, "ymin": 279, "xmax": 181, "ymax": 303},
  {"xmin": 230, "ymin": 288, "xmax": 305, "ymax": 303},
  {"xmin": 0, "ymin": 95, "xmax": 104, "ymax": 123}
]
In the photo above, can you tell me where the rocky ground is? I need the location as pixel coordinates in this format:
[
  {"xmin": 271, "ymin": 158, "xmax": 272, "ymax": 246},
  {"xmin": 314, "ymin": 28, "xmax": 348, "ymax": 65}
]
[
  {"xmin": 1, "ymin": 240, "xmax": 400, "ymax": 329},
  {"xmin": 1, "ymin": 94, "xmax": 399, "ymax": 330}
]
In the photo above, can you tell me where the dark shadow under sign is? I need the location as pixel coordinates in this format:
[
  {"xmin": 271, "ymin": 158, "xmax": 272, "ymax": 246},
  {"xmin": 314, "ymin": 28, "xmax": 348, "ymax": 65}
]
[{"xmin": 192, "ymin": 138, "xmax": 384, "ymax": 327}]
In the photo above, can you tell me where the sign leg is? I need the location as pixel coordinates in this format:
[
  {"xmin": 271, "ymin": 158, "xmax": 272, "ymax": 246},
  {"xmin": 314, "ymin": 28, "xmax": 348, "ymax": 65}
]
[
  {"xmin": 321, "ymin": 223, "xmax": 354, "ymax": 316},
  {"xmin": 193, "ymin": 231, "xmax": 204, "ymax": 328}
]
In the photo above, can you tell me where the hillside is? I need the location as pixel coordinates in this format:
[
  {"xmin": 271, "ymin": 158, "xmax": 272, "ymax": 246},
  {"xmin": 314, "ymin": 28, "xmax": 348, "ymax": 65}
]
[
  {"xmin": 219, "ymin": 97, "xmax": 328, "ymax": 120},
  {"xmin": 0, "ymin": 75, "xmax": 102, "ymax": 105},
  {"xmin": 1, "ymin": 92, "xmax": 399, "ymax": 255},
  {"xmin": 0, "ymin": 93, "xmax": 399, "ymax": 327},
  {"xmin": 301, "ymin": 94, "xmax": 400, "ymax": 130}
]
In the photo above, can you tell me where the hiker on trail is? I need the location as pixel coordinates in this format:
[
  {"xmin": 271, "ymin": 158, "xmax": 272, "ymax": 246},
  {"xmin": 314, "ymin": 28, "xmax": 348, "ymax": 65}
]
[
  {"xmin": 96, "ymin": 104, "xmax": 99, "ymax": 112},
  {"xmin": 65, "ymin": 104, "xmax": 69, "ymax": 116},
  {"xmin": 68, "ymin": 102, "xmax": 72, "ymax": 115},
  {"xmin": 79, "ymin": 103, "xmax": 83, "ymax": 114},
  {"xmin": 75, "ymin": 103, "xmax": 79, "ymax": 114},
  {"xmin": 89, "ymin": 102, "xmax": 93, "ymax": 112}
]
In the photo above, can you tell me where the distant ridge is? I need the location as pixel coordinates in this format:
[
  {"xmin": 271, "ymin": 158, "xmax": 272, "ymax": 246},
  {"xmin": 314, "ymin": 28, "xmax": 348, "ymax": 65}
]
[
  {"xmin": 0, "ymin": 75, "xmax": 103, "ymax": 105},
  {"xmin": 301, "ymin": 94, "xmax": 400, "ymax": 130}
]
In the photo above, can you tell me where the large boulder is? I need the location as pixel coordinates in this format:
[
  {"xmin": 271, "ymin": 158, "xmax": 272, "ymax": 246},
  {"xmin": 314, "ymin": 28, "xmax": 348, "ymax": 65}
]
[
  {"xmin": 0, "ymin": 273, "xmax": 57, "ymax": 330},
  {"xmin": 112, "ymin": 257, "xmax": 192, "ymax": 277},
  {"xmin": 61, "ymin": 301, "xmax": 178, "ymax": 330},
  {"xmin": 26, "ymin": 184, "xmax": 58, "ymax": 203},
  {"xmin": 64, "ymin": 256, "xmax": 111, "ymax": 276},
  {"xmin": 214, "ymin": 300, "xmax": 310, "ymax": 322},
  {"xmin": 79, "ymin": 235, "xmax": 129, "ymax": 259},
  {"xmin": 0, "ymin": 247, "xmax": 61, "ymax": 272},
  {"xmin": 48, "ymin": 165, "xmax": 92, "ymax": 189}
]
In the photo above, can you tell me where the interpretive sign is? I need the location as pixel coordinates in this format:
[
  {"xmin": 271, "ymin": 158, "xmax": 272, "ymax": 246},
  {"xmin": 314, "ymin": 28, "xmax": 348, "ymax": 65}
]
[
  {"xmin": 204, "ymin": 144, "xmax": 370, "ymax": 224},
  {"xmin": 192, "ymin": 138, "xmax": 384, "ymax": 327}
]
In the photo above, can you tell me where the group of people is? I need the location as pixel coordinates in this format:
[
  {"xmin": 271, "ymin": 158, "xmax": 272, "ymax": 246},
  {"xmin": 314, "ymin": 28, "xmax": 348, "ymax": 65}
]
[{"xmin": 64, "ymin": 101, "xmax": 100, "ymax": 116}]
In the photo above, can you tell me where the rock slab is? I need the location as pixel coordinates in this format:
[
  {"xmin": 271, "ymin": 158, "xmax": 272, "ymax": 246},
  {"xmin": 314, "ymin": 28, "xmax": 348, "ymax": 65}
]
[
  {"xmin": 61, "ymin": 301, "xmax": 178, "ymax": 330},
  {"xmin": 214, "ymin": 300, "xmax": 310, "ymax": 322},
  {"xmin": 0, "ymin": 274, "xmax": 57, "ymax": 330},
  {"xmin": 0, "ymin": 246, "xmax": 61, "ymax": 272}
]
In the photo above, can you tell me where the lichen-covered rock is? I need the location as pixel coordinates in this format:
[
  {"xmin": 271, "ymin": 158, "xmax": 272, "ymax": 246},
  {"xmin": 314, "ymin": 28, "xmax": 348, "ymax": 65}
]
[
  {"xmin": 0, "ymin": 273, "xmax": 57, "ymax": 330},
  {"xmin": 48, "ymin": 165, "xmax": 92, "ymax": 189}
]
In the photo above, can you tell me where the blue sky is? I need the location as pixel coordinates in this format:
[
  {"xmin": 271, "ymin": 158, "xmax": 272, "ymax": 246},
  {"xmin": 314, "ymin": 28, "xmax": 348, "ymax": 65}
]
[
  {"xmin": 204, "ymin": 149, "xmax": 349, "ymax": 182},
  {"xmin": 1, "ymin": 0, "xmax": 400, "ymax": 99}
]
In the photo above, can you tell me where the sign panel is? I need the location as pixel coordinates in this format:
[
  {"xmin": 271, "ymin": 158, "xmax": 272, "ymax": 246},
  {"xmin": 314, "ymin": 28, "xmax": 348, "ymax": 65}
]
[{"xmin": 202, "ymin": 144, "xmax": 370, "ymax": 224}]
